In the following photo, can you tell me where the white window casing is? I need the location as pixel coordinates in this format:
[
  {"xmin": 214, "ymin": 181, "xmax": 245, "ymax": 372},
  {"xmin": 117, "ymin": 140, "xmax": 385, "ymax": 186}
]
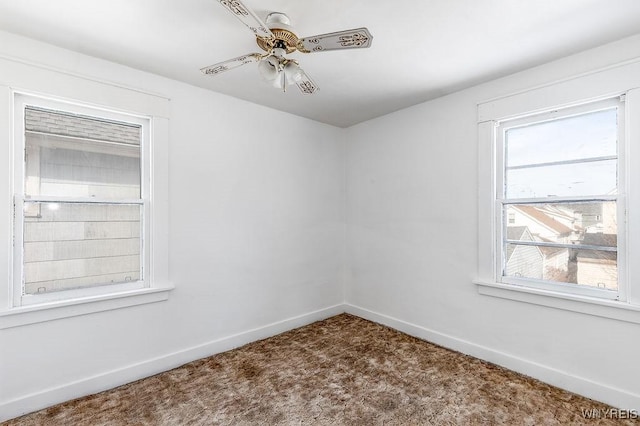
[
  {"xmin": 14, "ymin": 95, "xmax": 153, "ymax": 305},
  {"xmin": 0, "ymin": 63, "xmax": 172, "ymax": 329},
  {"xmin": 475, "ymin": 58, "xmax": 640, "ymax": 324}
]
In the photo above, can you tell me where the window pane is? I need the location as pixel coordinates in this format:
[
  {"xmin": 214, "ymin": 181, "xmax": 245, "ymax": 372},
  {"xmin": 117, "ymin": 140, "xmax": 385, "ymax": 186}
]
[
  {"xmin": 505, "ymin": 159, "xmax": 616, "ymax": 198},
  {"xmin": 24, "ymin": 107, "xmax": 141, "ymax": 199},
  {"xmin": 504, "ymin": 201, "xmax": 617, "ymax": 291},
  {"xmin": 505, "ymin": 108, "xmax": 617, "ymax": 168},
  {"xmin": 504, "ymin": 244, "xmax": 617, "ymax": 291},
  {"xmin": 23, "ymin": 202, "xmax": 141, "ymax": 294}
]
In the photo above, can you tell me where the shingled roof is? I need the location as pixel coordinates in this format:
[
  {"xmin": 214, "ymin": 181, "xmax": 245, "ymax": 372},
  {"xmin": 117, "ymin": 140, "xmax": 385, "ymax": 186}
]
[
  {"xmin": 25, "ymin": 106, "xmax": 140, "ymax": 145},
  {"xmin": 513, "ymin": 205, "xmax": 574, "ymax": 235},
  {"xmin": 577, "ymin": 233, "xmax": 617, "ymax": 261}
]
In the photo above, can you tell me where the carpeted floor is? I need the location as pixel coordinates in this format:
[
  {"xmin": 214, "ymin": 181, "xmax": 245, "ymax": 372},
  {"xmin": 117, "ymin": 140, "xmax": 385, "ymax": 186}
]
[{"xmin": 4, "ymin": 314, "xmax": 636, "ymax": 425}]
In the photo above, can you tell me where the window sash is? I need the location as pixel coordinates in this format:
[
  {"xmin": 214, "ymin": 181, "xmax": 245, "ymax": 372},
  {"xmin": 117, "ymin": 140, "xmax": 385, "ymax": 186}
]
[
  {"xmin": 505, "ymin": 155, "xmax": 618, "ymax": 172},
  {"xmin": 503, "ymin": 239, "xmax": 617, "ymax": 252},
  {"xmin": 494, "ymin": 97, "xmax": 625, "ymax": 300},
  {"xmin": 12, "ymin": 93, "xmax": 152, "ymax": 307}
]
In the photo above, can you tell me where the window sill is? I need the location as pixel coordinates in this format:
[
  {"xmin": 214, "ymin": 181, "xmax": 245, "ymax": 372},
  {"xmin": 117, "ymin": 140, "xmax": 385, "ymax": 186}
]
[
  {"xmin": 0, "ymin": 283, "xmax": 174, "ymax": 329},
  {"xmin": 474, "ymin": 280, "xmax": 640, "ymax": 324}
]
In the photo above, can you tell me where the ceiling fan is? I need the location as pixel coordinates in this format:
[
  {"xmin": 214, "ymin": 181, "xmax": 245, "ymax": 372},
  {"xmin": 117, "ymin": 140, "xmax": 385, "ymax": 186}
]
[{"xmin": 201, "ymin": 0, "xmax": 373, "ymax": 95}]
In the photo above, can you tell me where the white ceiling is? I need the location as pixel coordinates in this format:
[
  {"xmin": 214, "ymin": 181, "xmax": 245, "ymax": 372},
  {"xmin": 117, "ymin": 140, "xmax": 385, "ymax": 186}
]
[{"xmin": 0, "ymin": 1, "xmax": 639, "ymax": 127}]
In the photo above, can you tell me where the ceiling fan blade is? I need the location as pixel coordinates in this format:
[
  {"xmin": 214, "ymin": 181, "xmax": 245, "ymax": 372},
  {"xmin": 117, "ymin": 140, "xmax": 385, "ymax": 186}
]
[
  {"xmin": 215, "ymin": 0, "xmax": 274, "ymax": 39},
  {"xmin": 294, "ymin": 68, "xmax": 319, "ymax": 95},
  {"xmin": 297, "ymin": 27, "xmax": 373, "ymax": 53},
  {"xmin": 200, "ymin": 53, "xmax": 261, "ymax": 76}
]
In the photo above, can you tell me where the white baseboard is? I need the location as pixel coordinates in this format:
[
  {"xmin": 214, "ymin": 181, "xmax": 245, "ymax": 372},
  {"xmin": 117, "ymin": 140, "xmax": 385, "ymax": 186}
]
[
  {"xmin": 345, "ymin": 303, "xmax": 640, "ymax": 411},
  {"xmin": 0, "ymin": 304, "xmax": 344, "ymax": 422}
]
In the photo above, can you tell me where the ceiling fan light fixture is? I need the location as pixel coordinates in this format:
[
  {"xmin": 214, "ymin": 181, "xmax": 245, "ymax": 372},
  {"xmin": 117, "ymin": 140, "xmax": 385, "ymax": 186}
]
[
  {"xmin": 272, "ymin": 72, "xmax": 285, "ymax": 89},
  {"xmin": 258, "ymin": 56, "xmax": 280, "ymax": 81},
  {"xmin": 258, "ymin": 55, "xmax": 288, "ymax": 90},
  {"xmin": 284, "ymin": 61, "xmax": 304, "ymax": 85}
]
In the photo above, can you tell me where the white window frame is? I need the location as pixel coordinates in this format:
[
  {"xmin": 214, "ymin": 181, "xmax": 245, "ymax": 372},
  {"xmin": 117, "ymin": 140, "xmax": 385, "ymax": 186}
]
[
  {"xmin": 13, "ymin": 94, "xmax": 152, "ymax": 306},
  {"xmin": 495, "ymin": 98, "xmax": 624, "ymax": 301},
  {"xmin": 475, "ymin": 60, "xmax": 640, "ymax": 324},
  {"xmin": 0, "ymin": 62, "xmax": 172, "ymax": 329}
]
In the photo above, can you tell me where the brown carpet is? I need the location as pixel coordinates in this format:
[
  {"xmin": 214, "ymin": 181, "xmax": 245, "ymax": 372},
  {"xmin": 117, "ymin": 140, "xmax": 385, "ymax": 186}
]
[{"xmin": 4, "ymin": 314, "xmax": 636, "ymax": 425}]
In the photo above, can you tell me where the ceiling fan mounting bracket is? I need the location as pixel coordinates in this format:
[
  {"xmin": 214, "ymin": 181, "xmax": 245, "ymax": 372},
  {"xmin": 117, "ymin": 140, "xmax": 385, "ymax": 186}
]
[{"xmin": 255, "ymin": 12, "xmax": 298, "ymax": 54}]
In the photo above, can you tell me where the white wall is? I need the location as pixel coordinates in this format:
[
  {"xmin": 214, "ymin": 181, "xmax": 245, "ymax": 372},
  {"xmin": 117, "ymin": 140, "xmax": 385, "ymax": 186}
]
[
  {"xmin": 0, "ymin": 31, "xmax": 345, "ymax": 420},
  {"xmin": 345, "ymin": 35, "xmax": 640, "ymax": 409}
]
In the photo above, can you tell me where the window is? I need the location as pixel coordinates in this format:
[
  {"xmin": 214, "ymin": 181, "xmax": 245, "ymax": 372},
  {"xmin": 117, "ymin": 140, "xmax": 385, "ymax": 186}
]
[
  {"xmin": 0, "ymin": 63, "xmax": 171, "ymax": 328},
  {"xmin": 475, "ymin": 59, "xmax": 640, "ymax": 321},
  {"xmin": 14, "ymin": 96, "xmax": 149, "ymax": 306},
  {"xmin": 0, "ymin": 86, "xmax": 170, "ymax": 330},
  {"xmin": 13, "ymin": 95, "xmax": 151, "ymax": 306},
  {"xmin": 497, "ymin": 99, "xmax": 622, "ymax": 300}
]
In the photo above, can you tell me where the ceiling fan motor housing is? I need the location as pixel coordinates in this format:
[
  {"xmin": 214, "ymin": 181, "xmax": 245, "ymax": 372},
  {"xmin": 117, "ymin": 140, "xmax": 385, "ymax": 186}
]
[{"xmin": 256, "ymin": 12, "xmax": 299, "ymax": 54}]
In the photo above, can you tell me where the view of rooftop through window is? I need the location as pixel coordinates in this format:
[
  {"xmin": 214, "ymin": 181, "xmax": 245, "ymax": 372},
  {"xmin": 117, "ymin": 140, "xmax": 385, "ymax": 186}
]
[{"xmin": 502, "ymin": 106, "xmax": 619, "ymax": 292}]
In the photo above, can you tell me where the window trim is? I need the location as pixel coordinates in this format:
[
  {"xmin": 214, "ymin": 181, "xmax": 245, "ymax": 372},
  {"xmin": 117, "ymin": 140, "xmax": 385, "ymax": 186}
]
[
  {"xmin": 12, "ymin": 94, "xmax": 152, "ymax": 307},
  {"xmin": 476, "ymin": 62, "xmax": 640, "ymax": 321},
  {"xmin": 0, "ymin": 285, "xmax": 171, "ymax": 329},
  {"xmin": 0, "ymin": 78, "xmax": 172, "ymax": 329},
  {"xmin": 473, "ymin": 279, "xmax": 640, "ymax": 325}
]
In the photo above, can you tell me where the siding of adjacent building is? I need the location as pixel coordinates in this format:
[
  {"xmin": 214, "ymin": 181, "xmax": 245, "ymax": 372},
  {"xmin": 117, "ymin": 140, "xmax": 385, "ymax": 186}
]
[
  {"xmin": 576, "ymin": 256, "xmax": 617, "ymax": 290},
  {"xmin": 505, "ymin": 244, "xmax": 544, "ymax": 279},
  {"xmin": 505, "ymin": 226, "xmax": 544, "ymax": 279},
  {"xmin": 23, "ymin": 107, "xmax": 142, "ymax": 294}
]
